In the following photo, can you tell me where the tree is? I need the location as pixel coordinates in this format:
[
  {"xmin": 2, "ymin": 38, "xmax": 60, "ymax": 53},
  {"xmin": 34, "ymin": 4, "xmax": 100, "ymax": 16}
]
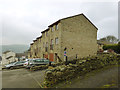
[
  {"xmin": 100, "ymin": 37, "xmax": 107, "ymax": 41},
  {"xmin": 118, "ymin": 41, "xmax": 120, "ymax": 45},
  {"xmin": 99, "ymin": 35, "xmax": 118, "ymax": 43}
]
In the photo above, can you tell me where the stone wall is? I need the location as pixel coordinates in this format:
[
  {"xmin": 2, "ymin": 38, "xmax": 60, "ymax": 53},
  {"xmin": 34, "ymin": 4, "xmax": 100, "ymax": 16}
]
[
  {"xmin": 43, "ymin": 54, "xmax": 119, "ymax": 87},
  {"xmin": 61, "ymin": 14, "xmax": 98, "ymax": 60},
  {"xmin": 29, "ymin": 14, "xmax": 98, "ymax": 63},
  {"xmin": 30, "ymin": 65, "xmax": 49, "ymax": 71}
]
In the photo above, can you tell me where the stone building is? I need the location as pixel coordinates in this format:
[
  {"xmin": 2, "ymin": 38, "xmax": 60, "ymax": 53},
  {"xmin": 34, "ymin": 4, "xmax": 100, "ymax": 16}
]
[
  {"xmin": 97, "ymin": 42, "xmax": 104, "ymax": 52},
  {"xmin": 2, "ymin": 51, "xmax": 16, "ymax": 65},
  {"xmin": 28, "ymin": 13, "xmax": 98, "ymax": 63}
]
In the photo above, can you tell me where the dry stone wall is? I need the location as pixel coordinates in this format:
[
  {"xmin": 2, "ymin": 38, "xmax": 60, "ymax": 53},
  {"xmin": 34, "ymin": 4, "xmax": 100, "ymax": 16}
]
[{"xmin": 43, "ymin": 54, "xmax": 120, "ymax": 87}]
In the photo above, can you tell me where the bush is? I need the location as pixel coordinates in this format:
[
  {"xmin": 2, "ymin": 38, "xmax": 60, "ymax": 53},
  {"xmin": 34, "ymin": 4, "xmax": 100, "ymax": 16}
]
[{"xmin": 103, "ymin": 44, "xmax": 120, "ymax": 54}]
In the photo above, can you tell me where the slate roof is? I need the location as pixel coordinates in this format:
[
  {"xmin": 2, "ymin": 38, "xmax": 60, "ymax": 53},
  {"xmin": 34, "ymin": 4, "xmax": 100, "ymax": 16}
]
[
  {"xmin": 48, "ymin": 13, "xmax": 98, "ymax": 30},
  {"xmin": 3, "ymin": 51, "xmax": 11, "ymax": 54}
]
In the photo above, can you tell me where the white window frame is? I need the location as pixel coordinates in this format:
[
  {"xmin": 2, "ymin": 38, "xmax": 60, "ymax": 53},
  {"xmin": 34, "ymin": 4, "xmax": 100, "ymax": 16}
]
[
  {"xmin": 56, "ymin": 24, "xmax": 58, "ymax": 30},
  {"xmin": 55, "ymin": 37, "xmax": 58, "ymax": 44},
  {"xmin": 51, "ymin": 39, "xmax": 53, "ymax": 45}
]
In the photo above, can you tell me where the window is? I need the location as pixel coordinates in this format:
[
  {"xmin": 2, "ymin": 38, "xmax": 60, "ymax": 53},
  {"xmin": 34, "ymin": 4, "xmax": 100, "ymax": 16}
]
[
  {"xmin": 51, "ymin": 39, "xmax": 53, "ymax": 45},
  {"xmin": 51, "ymin": 27, "xmax": 54, "ymax": 32},
  {"xmin": 45, "ymin": 42, "xmax": 48, "ymax": 52},
  {"xmin": 35, "ymin": 52, "xmax": 37, "ymax": 56},
  {"xmin": 43, "ymin": 42, "xmax": 45, "ymax": 48},
  {"xmin": 55, "ymin": 37, "xmax": 59, "ymax": 44},
  {"xmin": 56, "ymin": 24, "xmax": 58, "ymax": 30},
  {"xmin": 50, "ymin": 39, "xmax": 54, "ymax": 50}
]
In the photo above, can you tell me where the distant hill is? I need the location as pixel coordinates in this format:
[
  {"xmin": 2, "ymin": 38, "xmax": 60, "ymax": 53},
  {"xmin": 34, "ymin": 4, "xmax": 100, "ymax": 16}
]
[{"xmin": 0, "ymin": 44, "xmax": 29, "ymax": 56}]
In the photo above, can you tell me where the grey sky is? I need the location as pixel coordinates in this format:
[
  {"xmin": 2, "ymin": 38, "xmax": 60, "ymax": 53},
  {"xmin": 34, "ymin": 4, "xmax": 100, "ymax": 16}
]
[
  {"xmin": 0, "ymin": 0, "xmax": 118, "ymax": 45},
  {"xmin": 118, "ymin": 1, "xmax": 120, "ymax": 40}
]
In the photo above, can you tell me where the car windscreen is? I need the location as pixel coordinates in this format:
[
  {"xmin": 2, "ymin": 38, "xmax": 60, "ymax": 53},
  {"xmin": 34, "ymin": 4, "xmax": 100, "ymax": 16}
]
[
  {"xmin": 14, "ymin": 61, "xmax": 25, "ymax": 64},
  {"xmin": 33, "ymin": 59, "xmax": 44, "ymax": 62},
  {"xmin": 44, "ymin": 59, "xmax": 49, "ymax": 62}
]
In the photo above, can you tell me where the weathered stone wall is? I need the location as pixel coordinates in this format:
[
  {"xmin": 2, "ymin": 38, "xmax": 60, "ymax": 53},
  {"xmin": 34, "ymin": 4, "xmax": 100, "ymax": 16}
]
[
  {"xmin": 29, "ymin": 14, "xmax": 98, "ymax": 63},
  {"xmin": 30, "ymin": 65, "xmax": 49, "ymax": 71},
  {"xmin": 43, "ymin": 54, "xmax": 119, "ymax": 87},
  {"xmin": 2, "ymin": 51, "xmax": 16, "ymax": 65},
  {"xmin": 61, "ymin": 15, "xmax": 98, "ymax": 61},
  {"xmin": 41, "ymin": 23, "xmax": 62, "ymax": 63}
]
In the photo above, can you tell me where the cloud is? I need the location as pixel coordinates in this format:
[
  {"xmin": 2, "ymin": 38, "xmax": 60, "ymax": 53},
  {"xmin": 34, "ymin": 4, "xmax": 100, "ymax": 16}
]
[
  {"xmin": 0, "ymin": 0, "xmax": 118, "ymax": 45},
  {"xmin": 118, "ymin": 1, "xmax": 120, "ymax": 40}
]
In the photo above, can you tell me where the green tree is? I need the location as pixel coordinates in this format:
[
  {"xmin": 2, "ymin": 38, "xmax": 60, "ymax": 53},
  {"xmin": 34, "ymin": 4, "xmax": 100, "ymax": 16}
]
[{"xmin": 100, "ymin": 35, "xmax": 118, "ymax": 43}]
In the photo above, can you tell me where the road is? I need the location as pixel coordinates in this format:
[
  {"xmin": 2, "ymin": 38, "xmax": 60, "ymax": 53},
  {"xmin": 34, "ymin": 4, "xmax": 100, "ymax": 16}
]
[
  {"xmin": 2, "ymin": 69, "xmax": 45, "ymax": 88},
  {"xmin": 1, "ymin": 65, "xmax": 119, "ymax": 88}
]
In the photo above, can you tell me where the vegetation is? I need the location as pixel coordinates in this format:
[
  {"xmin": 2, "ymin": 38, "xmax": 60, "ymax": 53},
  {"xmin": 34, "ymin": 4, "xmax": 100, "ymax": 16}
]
[
  {"xmin": 100, "ymin": 35, "xmax": 119, "ymax": 43},
  {"xmin": 103, "ymin": 42, "xmax": 120, "ymax": 53}
]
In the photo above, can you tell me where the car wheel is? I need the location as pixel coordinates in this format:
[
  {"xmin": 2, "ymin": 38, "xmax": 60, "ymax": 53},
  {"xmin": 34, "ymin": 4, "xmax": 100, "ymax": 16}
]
[{"xmin": 10, "ymin": 67, "xmax": 14, "ymax": 70}]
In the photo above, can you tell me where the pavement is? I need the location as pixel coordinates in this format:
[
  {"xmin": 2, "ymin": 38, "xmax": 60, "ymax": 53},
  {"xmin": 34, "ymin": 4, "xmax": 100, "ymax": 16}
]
[{"xmin": 2, "ymin": 68, "xmax": 45, "ymax": 88}]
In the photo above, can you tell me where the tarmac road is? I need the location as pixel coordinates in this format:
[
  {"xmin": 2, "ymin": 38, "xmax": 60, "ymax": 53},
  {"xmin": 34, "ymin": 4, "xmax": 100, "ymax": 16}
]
[
  {"xmin": 2, "ymin": 69, "xmax": 45, "ymax": 88},
  {"xmin": 1, "ymin": 65, "xmax": 119, "ymax": 88}
]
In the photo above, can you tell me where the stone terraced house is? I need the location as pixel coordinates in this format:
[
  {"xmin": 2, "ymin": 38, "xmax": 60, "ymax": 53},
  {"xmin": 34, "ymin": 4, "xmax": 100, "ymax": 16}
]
[
  {"xmin": 28, "ymin": 13, "xmax": 98, "ymax": 63},
  {"xmin": 2, "ymin": 51, "xmax": 16, "ymax": 65}
]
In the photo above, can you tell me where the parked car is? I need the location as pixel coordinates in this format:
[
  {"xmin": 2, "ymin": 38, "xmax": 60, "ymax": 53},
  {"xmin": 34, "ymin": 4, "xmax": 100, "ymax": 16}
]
[
  {"xmin": 5, "ymin": 61, "xmax": 26, "ymax": 69},
  {"xmin": 26, "ymin": 58, "xmax": 50, "ymax": 68},
  {"xmin": 24, "ymin": 59, "xmax": 33, "ymax": 67}
]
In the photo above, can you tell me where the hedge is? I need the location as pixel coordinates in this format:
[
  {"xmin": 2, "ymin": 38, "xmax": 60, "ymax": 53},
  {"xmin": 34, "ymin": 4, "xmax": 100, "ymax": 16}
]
[{"xmin": 103, "ymin": 44, "xmax": 120, "ymax": 54}]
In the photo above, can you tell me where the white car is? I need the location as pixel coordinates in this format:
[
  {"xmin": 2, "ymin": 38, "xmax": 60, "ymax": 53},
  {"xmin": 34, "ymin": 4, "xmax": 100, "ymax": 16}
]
[
  {"xmin": 5, "ymin": 61, "xmax": 26, "ymax": 69},
  {"xmin": 24, "ymin": 59, "xmax": 33, "ymax": 68}
]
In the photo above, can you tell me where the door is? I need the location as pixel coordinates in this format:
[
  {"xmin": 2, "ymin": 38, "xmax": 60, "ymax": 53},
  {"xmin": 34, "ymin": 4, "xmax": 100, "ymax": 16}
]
[{"xmin": 49, "ymin": 53, "xmax": 54, "ymax": 62}]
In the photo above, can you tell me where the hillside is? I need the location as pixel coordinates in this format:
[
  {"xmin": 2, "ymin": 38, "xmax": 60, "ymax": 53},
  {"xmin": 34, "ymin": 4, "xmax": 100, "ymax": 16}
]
[{"xmin": 0, "ymin": 44, "xmax": 29, "ymax": 55}]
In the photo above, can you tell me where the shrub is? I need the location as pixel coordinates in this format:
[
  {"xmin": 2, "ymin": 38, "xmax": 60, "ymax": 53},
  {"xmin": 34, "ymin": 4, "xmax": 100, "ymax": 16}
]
[{"xmin": 103, "ymin": 44, "xmax": 120, "ymax": 54}]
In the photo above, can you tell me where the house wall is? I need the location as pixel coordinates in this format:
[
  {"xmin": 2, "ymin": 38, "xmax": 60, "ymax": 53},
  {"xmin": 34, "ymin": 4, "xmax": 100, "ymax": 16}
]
[
  {"xmin": 30, "ymin": 45, "xmax": 33, "ymax": 58},
  {"xmin": 39, "ymin": 23, "xmax": 62, "ymax": 63},
  {"xmin": 48, "ymin": 23, "xmax": 62, "ymax": 62},
  {"xmin": 32, "ymin": 41, "xmax": 37, "ymax": 58},
  {"xmin": 38, "ymin": 38, "xmax": 42, "ymax": 58},
  {"xmin": 60, "ymin": 15, "xmax": 98, "ymax": 61},
  {"xmin": 2, "ymin": 51, "xmax": 16, "ymax": 65},
  {"xmin": 97, "ymin": 44, "xmax": 104, "ymax": 51},
  {"xmin": 28, "ymin": 14, "xmax": 98, "ymax": 63},
  {"xmin": 36, "ymin": 39, "xmax": 40, "ymax": 58}
]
